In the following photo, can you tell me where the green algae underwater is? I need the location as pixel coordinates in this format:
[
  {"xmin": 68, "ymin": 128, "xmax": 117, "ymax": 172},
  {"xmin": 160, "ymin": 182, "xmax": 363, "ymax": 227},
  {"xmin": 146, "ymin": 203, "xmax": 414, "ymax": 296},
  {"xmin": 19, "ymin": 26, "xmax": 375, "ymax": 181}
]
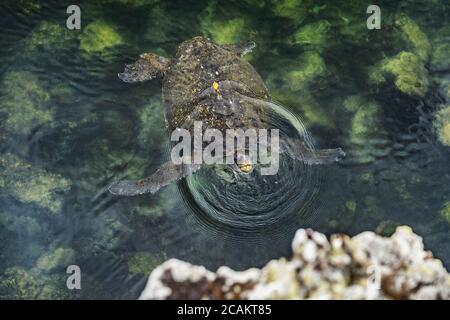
[{"xmin": 0, "ymin": 0, "xmax": 449, "ymax": 299}]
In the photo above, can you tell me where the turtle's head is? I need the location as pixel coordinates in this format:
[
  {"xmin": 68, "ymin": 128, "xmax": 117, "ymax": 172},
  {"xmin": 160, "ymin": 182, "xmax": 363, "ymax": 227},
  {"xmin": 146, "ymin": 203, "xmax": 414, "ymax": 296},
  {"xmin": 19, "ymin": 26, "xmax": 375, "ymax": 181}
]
[
  {"xmin": 237, "ymin": 160, "xmax": 253, "ymax": 174},
  {"xmin": 242, "ymin": 41, "xmax": 256, "ymax": 56},
  {"xmin": 234, "ymin": 153, "xmax": 255, "ymax": 175},
  {"xmin": 118, "ymin": 52, "xmax": 170, "ymax": 83}
]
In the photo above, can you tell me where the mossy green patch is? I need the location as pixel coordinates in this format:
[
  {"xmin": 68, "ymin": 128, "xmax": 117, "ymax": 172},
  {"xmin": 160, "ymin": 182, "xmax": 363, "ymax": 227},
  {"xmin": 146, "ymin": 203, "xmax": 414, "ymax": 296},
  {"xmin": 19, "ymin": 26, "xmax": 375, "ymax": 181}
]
[
  {"xmin": 431, "ymin": 42, "xmax": 450, "ymax": 69},
  {"xmin": 434, "ymin": 105, "xmax": 450, "ymax": 147},
  {"xmin": 394, "ymin": 179, "xmax": 412, "ymax": 201},
  {"xmin": 143, "ymin": 4, "xmax": 181, "ymax": 44},
  {"xmin": 199, "ymin": 1, "xmax": 260, "ymax": 51},
  {"xmin": 345, "ymin": 200, "xmax": 357, "ymax": 213},
  {"xmin": 350, "ymin": 101, "xmax": 380, "ymax": 141},
  {"xmin": 343, "ymin": 94, "xmax": 367, "ymax": 113},
  {"xmin": 362, "ymin": 195, "xmax": 383, "ymax": 220},
  {"xmin": 375, "ymin": 220, "xmax": 401, "ymax": 236},
  {"xmin": 370, "ymin": 51, "xmax": 429, "ymax": 97},
  {"xmin": 271, "ymin": 89, "xmax": 334, "ymax": 129},
  {"xmin": 49, "ymin": 83, "xmax": 75, "ymax": 105},
  {"xmin": 348, "ymin": 100, "xmax": 390, "ymax": 164},
  {"xmin": 360, "ymin": 172, "xmax": 374, "ymax": 184},
  {"xmin": 440, "ymin": 202, "xmax": 450, "ymax": 224},
  {"xmin": 293, "ymin": 20, "xmax": 330, "ymax": 47},
  {"xmin": 384, "ymin": 52, "xmax": 429, "ymax": 97},
  {"xmin": 0, "ymin": 71, "xmax": 53, "ymax": 135},
  {"xmin": 137, "ymin": 98, "xmax": 167, "ymax": 149},
  {"xmin": 127, "ymin": 252, "xmax": 166, "ymax": 275},
  {"xmin": 133, "ymin": 190, "xmax": 176, "ymax": 219},
  {"xmin": 0, "ymin": 266, "xmax": 75, "ymax": 299},
  {"xmin": 202, "ymin": 17, "xmax": 247, "ymax": 45},
  {"xmin": 437, "ymin": 121, "xmax": 450, "ymax": 146},
  {"xmin": 336, "ymin": 12, "xmax": 366, "ymax": 40},
  {"xmin": 0, "ymin": 154, "xmax": 71, "ymax": 214},
  {"xmin": 430, "ymin": 26, "xmax": 450, "ymax": 70},
  {"xmin": 395, "ymin": 14, "xmax": 431, "ymax": 62},
  {"xmin": 80, "ymin": 20, "xmax": 123, "ymax": 54},
  {"xmin": 24, "ymin": 21, "xmax": 74, "ymax": 52},
  {"xmin": 36, "ymin": 248, "xmax": 75, "ymax": 272},
  {"xmin": 285, "ymin": 52, "xmax": 327, "ymax": 91},
  {"xmin": 272, "ymin": 0, "xmax": 306, "ymax": 21},
  {"xmin": 0, "ymin": 212, "xmax": 42, "ymax": 238}
]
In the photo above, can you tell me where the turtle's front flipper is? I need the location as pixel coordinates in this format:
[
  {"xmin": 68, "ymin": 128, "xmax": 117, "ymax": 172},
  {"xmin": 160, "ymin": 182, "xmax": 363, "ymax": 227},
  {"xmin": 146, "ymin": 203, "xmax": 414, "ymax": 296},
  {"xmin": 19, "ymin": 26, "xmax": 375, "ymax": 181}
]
[
  {"xmin": 118, "ymin": 53, "xmax": 170, "ymax": 83},
  {"xmin": 109, "ymin": 161, "xmax": 201, "ymax": 196},
  {"xmin": 281, "ymin": 137, "xmax": 345, "ymax": 165},
  {"xmin": 223, "ymin": 41, "xmax": 256, "ymax": 57}
]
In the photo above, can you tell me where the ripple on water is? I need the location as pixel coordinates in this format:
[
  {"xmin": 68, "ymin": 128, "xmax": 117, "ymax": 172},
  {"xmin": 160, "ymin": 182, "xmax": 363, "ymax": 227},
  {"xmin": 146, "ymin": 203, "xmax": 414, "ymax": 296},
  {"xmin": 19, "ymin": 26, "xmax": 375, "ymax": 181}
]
[{"xmin": 178, "ymin": 100, "xmax": 323, "ymax": 244}]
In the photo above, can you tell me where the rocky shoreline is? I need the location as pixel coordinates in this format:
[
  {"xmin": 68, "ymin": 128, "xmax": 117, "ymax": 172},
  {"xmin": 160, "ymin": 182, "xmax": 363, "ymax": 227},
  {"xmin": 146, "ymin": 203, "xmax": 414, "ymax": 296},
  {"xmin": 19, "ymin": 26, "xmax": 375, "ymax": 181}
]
[{"xmin": 140, "ymin": 226, "xmax": 450, "ymax": 300}]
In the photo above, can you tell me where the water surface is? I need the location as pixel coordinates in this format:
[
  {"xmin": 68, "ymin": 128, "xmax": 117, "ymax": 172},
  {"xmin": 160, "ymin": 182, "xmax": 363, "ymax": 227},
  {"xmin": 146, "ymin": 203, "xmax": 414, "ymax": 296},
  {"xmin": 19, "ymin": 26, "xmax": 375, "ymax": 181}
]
[{"xmin": 0, "ymin": 0, "xmax": 449, "ymax": 299}]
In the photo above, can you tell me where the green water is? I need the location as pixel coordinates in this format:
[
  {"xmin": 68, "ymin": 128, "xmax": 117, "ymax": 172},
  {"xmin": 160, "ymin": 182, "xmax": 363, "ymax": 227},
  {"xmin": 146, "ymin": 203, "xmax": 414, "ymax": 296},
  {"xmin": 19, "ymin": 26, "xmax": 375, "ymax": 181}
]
[{"xmin": 0, "ymin": 0, "xmax": 449, "ymax": 299}]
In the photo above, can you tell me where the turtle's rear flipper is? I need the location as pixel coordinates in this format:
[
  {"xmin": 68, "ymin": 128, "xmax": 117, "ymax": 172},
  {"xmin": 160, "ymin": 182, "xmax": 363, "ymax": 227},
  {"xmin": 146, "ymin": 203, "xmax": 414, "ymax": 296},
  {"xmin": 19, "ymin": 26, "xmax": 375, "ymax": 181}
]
[
  {"xmin": 118, "ymin": 53, "xmax": 170, "ymax": 83},
  {"xmin": 109, "ymin": 161, "xmax": 201, "ymax": 196},
  {"xmin": 281, "ymin": 138, "xmax": 345, "ymax": 165}
]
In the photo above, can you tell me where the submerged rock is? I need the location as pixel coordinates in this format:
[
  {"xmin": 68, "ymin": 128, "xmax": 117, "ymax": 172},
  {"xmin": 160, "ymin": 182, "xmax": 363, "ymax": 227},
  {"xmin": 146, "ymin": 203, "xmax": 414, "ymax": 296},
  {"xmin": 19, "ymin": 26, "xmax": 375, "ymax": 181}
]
[
  {"xmin": 36, "ymin": 248, "xmax": 75, "ymax": 272},
  {"xmin": 0, "ymin": 154, "xmax": 71, "ymax": 214},
  {"xmin": 440, "ymin": 202, "xmax": 450, "ymax": 225},
  {"xmin": 24, "ymin": 21, "xmax": 75, "ymax": 53},
  {"xmin": 80, "ymin": 20, "xmax": 123, "ymax": 54},
  {"xmin": 0, "ymin": 266, "xmax": 74, "ymax": 299},
  {"xmin": 430, "ymin": 26, "xmax": 450, "ymax": 71},
  {"xmin": 271, "ymin": 0, "xmax": 306, "ymax": 21},
  {"xmin": 0, "ymin": 71, "xmax": 53, "ymax": 135},
  {"xmin": 370, "ymin": 51, "xmax": 429, "ymax": 97},
  {"xmin": 270, "ymin": 88, "xmax": 334, "ymax": 130},
  {"xmin": 434, "ymin": 105, "xmax": 450, "ymax": 147},
  {"xmin": 202, "ymin": 17, "xmax": 247, "ymax": 45},
  {"xmin": 285, "ymin": 51, "xmax": 327, "ymax": 91},
  {"xmin": 140, "ymin": 226, "xmax": 450, "ymax": 300},
  {"xmin": 395, "ymin": 14, "xmax": 431, "ymax": 62},
  {"xmin": 199, "ymin": 2, "xmax": 255, "ymax": 46},
  {"xmin": 346, "ymin": 98, "xmax": 391, "ymax": 164},
  {"xmin": 127, "ymin": 252, "xmax": 167, "ymax": 275},
  {"xmin": 292, "ymin": 20, "xmax": 331, "ymax": 48}
]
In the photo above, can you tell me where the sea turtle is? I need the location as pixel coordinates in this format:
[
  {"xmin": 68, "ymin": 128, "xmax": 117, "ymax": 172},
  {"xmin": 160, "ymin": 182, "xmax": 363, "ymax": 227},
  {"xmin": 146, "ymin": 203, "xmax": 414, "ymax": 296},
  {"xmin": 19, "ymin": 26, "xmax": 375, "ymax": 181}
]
[{"xmin": 109, "ymin": 37, "xmax": 344, "ymax": 196}]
